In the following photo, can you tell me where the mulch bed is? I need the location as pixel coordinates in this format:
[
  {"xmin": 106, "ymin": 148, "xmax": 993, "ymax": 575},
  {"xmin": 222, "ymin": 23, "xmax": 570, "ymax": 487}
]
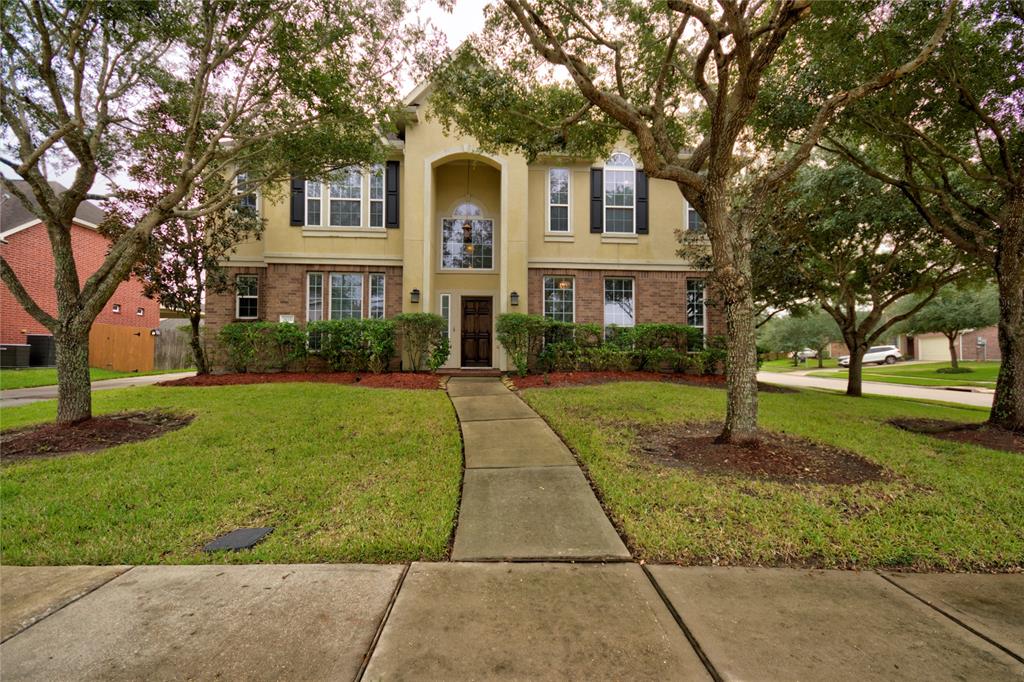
[
  {"xmin": 510, "ymin": 371, "xmax": 795, "ymax": 393},
  {"xmin": 158, "ymin": 372, "xmax": 443, "ymax": 390},
  {"xmin": 632, "ymin": 421, "xmax": 890, "ymax": 485},
  {"xmin": 1, "ymin": 411, "xmax": 194, "ymax": 463},
  {"xmin": 889, "ymin": 418, "xmax": 1023, "ymax": 454}
]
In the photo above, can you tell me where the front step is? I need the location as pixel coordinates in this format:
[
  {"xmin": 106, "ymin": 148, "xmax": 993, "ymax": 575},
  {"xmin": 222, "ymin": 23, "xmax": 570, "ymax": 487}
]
[{"xmin": 437, "ymin": 368, "xmax": 503, "ymax": 377}]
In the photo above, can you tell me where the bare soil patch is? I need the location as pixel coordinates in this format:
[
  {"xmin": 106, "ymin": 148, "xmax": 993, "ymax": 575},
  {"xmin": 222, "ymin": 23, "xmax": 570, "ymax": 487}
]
[
  {"xmin": 511, "ymin": 371, "xmax": 794, "ymax": 393},
  {"xmin": 159, "ymin": 372, "xmax": 442, "ymax": 390},
  {"xmin": 1, "ymin": 411, "xmax": 194, "ymax": 463},
  {"xmin": 890, "ymin": 418, "xmax": 1023, "ymax": 454},
  {"xmin": 632, "ymin": 422, "xmax": 890, "ymax": 485}
]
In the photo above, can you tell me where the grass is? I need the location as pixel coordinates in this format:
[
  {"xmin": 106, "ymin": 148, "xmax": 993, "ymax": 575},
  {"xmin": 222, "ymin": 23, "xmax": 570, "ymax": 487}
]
[
  {"xmin": 808, "ymin": 361, "xmax": 1000, "ymax": 388},
  {"xmin": 0, "ymin": 367, "xmax": 192, "ymax": 391},
  {"xmin": 760, "ymin": 358, "xmax": 838, "ymax": 372},
  {"xmin": 0, "ymin": 383, "xmax": 462, "ymax": 565},
  {"xmin": 521, "ymin": 382, "xmax": 1022, "ymax": 571}
]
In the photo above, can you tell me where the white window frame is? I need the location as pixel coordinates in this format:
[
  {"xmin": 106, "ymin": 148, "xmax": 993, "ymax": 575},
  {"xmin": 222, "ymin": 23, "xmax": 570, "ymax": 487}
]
[
  {"xmin": 603, "ymin": 276, "xmax": 635, "ymax": 334},
  {"xmin": 603, "ymin": 153, "xmax": 636, "ymax": 235},
  {"xmin": 686, "ymin": 278, "xmax": 706, "ymax": 338},
  {"xmin": 369, "ymin": 165, "xmax": 385, "ymax": 228},
  {"xmin": 329, "ymin": 166, "xmax": 362, "ymax": 228},
  {"xmin": 440, "ymin": 293, "xmax": 452, "ymax": 340},
  {"xmin": 329, "ymin": 272, "xmax": 363, "ymax": 320},
  {"xmin": 369, "ymin": 273, "xmax": 386, "ymax": 319},
  {"xmin": 236, "ymin": 172, "xmax": 259, "ymax": 214},
  {"xmin": 543, "ymin": 276, "xmax": 575, "ymax": 322},
  {"xmin": 686, "ymin": 200, "xmax": 706, "ymax": 233},
  {"xmin": 547, "ymin": 168, "xmax": 571, "ymax": 233},
  {"xmin": 235, "ymin": 274, "xmax": 259, "ymax": 320},
  {"xmin": 306, "ymin": 180, "xmax": 322, "ymax": 227},
  {"xmin": 306, "ymin": 272, "xmax": 324, "ymax": 322}
]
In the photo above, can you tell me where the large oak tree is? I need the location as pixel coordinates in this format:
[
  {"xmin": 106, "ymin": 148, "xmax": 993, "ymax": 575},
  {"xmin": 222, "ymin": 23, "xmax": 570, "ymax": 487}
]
[
  {"xmin": 1, "ymin": 0, "xmax": 420, "ymax": 423},
  {"xmin": 430, "ymin": 0, "xmax": 952, "ymax": 442}
]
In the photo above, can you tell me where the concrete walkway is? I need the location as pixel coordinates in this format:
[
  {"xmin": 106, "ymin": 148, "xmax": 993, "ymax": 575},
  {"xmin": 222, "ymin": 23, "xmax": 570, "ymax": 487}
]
[
  {"xmin": 446, "ymin": 377, "xmax": 629, "ymax": 562},
  {"xmin": 0, "ymin": 371, "xmax": 196, "ymax": 408},
  {"xmin": 758, "ymin": 370, "xmax": 994, "ymax": 407}
]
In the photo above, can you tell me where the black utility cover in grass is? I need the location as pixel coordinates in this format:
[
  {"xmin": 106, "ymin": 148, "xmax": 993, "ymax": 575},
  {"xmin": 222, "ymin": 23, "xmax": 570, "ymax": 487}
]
[{"xmin": 203, "ymin": 527, "xmax": 274, "ymax": 552}]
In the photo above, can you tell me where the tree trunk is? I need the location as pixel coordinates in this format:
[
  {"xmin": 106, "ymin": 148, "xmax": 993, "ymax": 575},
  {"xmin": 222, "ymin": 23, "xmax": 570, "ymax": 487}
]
[
  {"xmin": 990, "ymin": 196, "xmax": 1024, "ymax": 431},
  {"xmin": 718, "ymin": 277, "xmax": 760, "ymax": 443},
  {"xmin": 54, "ymin": 327, "xmax": 92, "ymax": 424},
  {"xmin": 844, "ymin": 337, "xmax": 867, "ymax": 397},
  {"xmin": 817, "ymin": 351, "xmax": 824, "ymax": 368},
  {"xmin": 190, "ymin": 314, "xmax": 209, "ymax": 375},
  {"xmin": 946, "ymin": 333, "xmax": 959, "ymax": 369}
]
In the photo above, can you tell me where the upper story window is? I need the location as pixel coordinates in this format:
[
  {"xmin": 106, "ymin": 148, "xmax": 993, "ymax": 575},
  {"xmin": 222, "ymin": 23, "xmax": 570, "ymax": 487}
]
[
  {"xmin": 236, "ymin": 274, "xmax": 258, "ymax": 320},
  {"xmin": 604, "ymin": 153, "xmax": 635, "ymax": 234},
  {"xmin": 442, "ymin": 202, "xmax": 493, "ymax": 270},
  {"xmin": 236, "ymin": 172, "xmax": 257, "ymax": 213},
  {"xmin": 306, "ymin": 180, "xmax": 322, "ymax": 226},
  {"xmin": 304, "ymin": 167, "xmax": 383, "ymax": 229},
  {"xmin": 369, "ymin": 165, "xmax": 384, "ymax": 228},
  {"xmin": 548, "ymin": 169, "xmax": 570, "ymax": 232},
  {"xmin": 329, "ymin": 167, "xmax": 361, "ymax": 227},
  {"xmin": 687, "ymin": 201, "xmax": 706, "ymax": 232}
]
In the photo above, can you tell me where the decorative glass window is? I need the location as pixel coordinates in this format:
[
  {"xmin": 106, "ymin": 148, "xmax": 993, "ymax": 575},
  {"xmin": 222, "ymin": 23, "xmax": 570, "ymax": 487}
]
[
  {"xmin": 604, "ymin": 153, "xmax": 635, "ymax": 234},
  {"xmin": 369, "ymin": 273, "xmax": 385, "ymax": 319},
  {"xmin": 330, "ymin": 167, "xmax": 362, "ymax": 227},
  {"xmin": 236, "ymin": 274, "xmax": 258, "ymax": 319},
  {"xmin": 330, "ymin": 273, "xmax": 362, "ymax": 319},
  {"xmin": 604, "ymin": 277, "xmax": 634, "ymax": 334},
  {"xmin": 442, "ymin": 202, "xmax": 493, "ymax": 269},
  {"xmin": 440, "ymin": 293, "xmax": 451, "ymax": 340},
  {"xmin": 686, "ymin": 279, "xmax": 706, "ymax": 341},
  {"xmin": 687, "ymin": 202, "xmax": 706, "ymax": 232},
  {"xmin": 543, "ymin": 276, "xmax": 574, "ymax": 322},
  {"xmin": 548, "ymin": 169, "xmax": 570, "ymax": 232},
  {"xmin": 237, "ymin": 172, "xmax": 257, "ymax": 212},
  {"xmin": 369, "ymin": 165, "xmax": 384, "ymax": 228},
  {"xmin": 307, "ymin": 272, "xmax": 324, "ymax": 322},
  {"xmin": 306, "ymin": 180, "xmax": 321, "ymax": 226}
]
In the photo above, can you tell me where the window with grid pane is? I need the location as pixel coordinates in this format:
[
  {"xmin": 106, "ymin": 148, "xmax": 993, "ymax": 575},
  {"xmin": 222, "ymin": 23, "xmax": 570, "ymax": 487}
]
[
  {"xmin": 548, "ymin": 169, "xmax": 570, "ymax": 232},
  {"xmin": 306, "ymin": 180, "xmax": 321, "ymax": 226},
  {"xmin": 369, "ymin": 165, "xmax": 384, "ymax": 228},
  {"xmin": 604, "ymin": 153, "xmax": 635, "ymax": 234},
  {"xmin": 307, "ymin": 272, "xmax": 323, "ymax": 322},
  {"xmin": 686, "ymin": 279, "xmax": 705, "ymax": 334},
  {"xmin": 543, "ymin": 277, "xmax": 574, "ymax": 322},
  {"xmin": 237, "ymin": 172, "xmax": 257, "ymax": 213},
  {"xmin": 604, "ymin": 277, "xmax": 634, "ymax": 333},
  {"xmin": 330, "ymin": 273, "xmax": 362, "ymax": 319},
  {"xmin": 440, "ymin": 294, "xmax": 451, "ymax": 340},
  {"xmin": 330, "ymin": 167, "xmax": 362, "ymax": 227},
  {"xmin": 369, "ymin": 273, "xmax": 385, "ymax": 319},
  {"xmin": 236, "ymin": 275, "xmax": 258, "ymax": 319},
  {"xmin": 687, "ymin": 202, "xmax": 706, "ymax": 232},
  {"xmin": 442, "ymin": 203, "xmax": 493, "ymax": 269}
]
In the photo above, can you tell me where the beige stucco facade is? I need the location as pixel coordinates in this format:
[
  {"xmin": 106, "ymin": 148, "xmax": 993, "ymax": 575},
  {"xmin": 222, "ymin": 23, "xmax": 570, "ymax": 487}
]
[{"xmin": 212, "ymin": 85, "xmax": 717, "ymax": 370}]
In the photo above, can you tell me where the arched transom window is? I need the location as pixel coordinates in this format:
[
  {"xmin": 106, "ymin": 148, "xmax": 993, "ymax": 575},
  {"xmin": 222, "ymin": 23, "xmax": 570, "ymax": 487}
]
[{"xmin": 604, "ymin": 153, "xmax": 635, "ymax": 234}]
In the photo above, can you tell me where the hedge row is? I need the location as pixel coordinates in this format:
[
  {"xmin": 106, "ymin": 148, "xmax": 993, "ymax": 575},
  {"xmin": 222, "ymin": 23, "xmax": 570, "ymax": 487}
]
[
  {"xmin": 494, "ymin": 313, "xmax": 726, "ymax": 377},
  {"xmin": 216, "ymin": 314, "xmax": 449, "ymax": 373}
]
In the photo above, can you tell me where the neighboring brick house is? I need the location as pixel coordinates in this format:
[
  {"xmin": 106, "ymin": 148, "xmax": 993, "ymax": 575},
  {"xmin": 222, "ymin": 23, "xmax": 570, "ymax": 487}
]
[
  {"xmin": 208, "ymin": 82, "xmax": 723, "ymax": 370},
  {"xmin": 899, "ymin": 327, "xmax": 1001, "ymax": 362},
  {"xmin": 1, "ymin": 181, "xmax": 160, "ymax": 370}
]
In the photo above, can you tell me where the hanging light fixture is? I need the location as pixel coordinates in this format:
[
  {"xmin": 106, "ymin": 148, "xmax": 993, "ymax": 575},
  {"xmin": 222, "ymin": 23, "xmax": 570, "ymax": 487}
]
[{"xmin": 462, "ymin": 161, "xmax": 474, "ymax": 259}]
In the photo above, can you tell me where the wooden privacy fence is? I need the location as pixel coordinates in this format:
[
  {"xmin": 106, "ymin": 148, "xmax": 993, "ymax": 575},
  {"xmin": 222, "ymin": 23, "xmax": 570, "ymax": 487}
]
[
  {"xmin": 89, "ymin": 323, "xmax": 154, "ymax": 372},
  {"xmin": 154, "ymin": 324, "xmax": 195, "ymax": 370}
]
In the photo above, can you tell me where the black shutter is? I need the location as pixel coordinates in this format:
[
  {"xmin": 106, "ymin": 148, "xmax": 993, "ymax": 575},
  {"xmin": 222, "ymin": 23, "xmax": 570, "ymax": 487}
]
[
  {"xmin": 289, "ymin": 175, "xmax": 305, "ymax": 226},
  {"xmin": 385, "ymin": 160, "xmax": 400, "ymax": 228},
  {"xmin": 590, "ymin": 168, "xmax": 603, "ymax": 233},
  {"xmin": 636, "ymin": 170, "xmax": 649, "ymax": 234}
]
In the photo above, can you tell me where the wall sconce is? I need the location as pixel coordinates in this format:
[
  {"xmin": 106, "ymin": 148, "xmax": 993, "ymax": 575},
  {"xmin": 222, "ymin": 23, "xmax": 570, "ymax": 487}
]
[
  {"xmin": 510, "ymin": 291, "xmax": 520, "ymax": 306},
  {"xmin": 149, "ymin": 329, "xmax": 161, "ymax": 337},
  {"xmin": 410, "ymin": 288, "xmax": 421, "ymax": 304}
]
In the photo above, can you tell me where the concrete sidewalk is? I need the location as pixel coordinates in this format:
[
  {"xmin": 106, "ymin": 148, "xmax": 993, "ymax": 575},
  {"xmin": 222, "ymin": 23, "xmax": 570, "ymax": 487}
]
[
  {"xmin": 758, "ymin": 370, "xmax": 994, "ymax": 407},
  {"xmin": 446, "ymin": 377, "xmax": 629, "ymax": 562},
  {"xmin": 0, "ymin": 371, "xmax": 196, "ymax": 408},
  {"xmin": 2, "ymin": 563, "xmax": 1021, "ymax": 680}
]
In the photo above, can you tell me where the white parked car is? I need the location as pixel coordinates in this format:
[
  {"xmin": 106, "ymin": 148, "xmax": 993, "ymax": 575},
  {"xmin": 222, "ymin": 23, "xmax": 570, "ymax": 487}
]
[
  {"xmin": 838, "ymin": 345, "xmax": 902, "ymax": 367},
  {"xmin": 794, "ymin": 348, "xmax": 818, "ymax": 360}
]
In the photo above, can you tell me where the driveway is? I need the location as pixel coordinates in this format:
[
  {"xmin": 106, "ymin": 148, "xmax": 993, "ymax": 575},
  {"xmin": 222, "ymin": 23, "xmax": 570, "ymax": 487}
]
[
  {"xmin": 0, "ymin": 371, "xmax": 196, "ymax": 408},
  {"xmin": 758, "ymin": 370, "xmax": 994, "ymax": 408}
]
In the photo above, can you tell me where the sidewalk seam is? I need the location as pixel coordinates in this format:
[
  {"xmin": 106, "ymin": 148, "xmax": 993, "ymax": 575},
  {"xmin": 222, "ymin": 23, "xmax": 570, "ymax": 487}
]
[
  {"xmin": 876, "ymin": 571, "xmax": 1024, "ymax": 664},
  {"xmin": 0, "ymin": 565, "xmax": 137, "ymax": 644},
  {"xmin": 442, "ymin": 386, "xmax": 468, "ymax": 561},
  {"xmin": 356, "ymin": 563, "xmax": 410, "ymax": 681},
  {"xmin": 641, "ymin": 564, "xmax": 723, "ymax": 682}
]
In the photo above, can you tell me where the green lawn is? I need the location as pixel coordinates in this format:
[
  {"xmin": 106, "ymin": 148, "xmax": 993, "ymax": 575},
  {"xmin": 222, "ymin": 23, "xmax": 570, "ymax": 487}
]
[
  {"xmin": 0, "ymin": 367, "xmax": 192, "ymax": 391},
  {"xmin": 761, "ymin": 357, "xmax": 838, "ymax": 372},
  {"xmin": 522, "ymin": 382, "xmax": 1022, "ymax": 571},
  {"xmin": 0, "ymin": 383, "xmax": 462, "ymax": 565},
  {"xmin": 808, "ymin": 361, "xmax": 1000, "ymax": 388}
]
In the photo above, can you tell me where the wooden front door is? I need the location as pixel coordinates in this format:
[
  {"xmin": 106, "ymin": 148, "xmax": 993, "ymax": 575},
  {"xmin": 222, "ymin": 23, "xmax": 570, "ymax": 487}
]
[{"xmin": 461, "ymin": 297, "xmax": 493, "ymax": 367}]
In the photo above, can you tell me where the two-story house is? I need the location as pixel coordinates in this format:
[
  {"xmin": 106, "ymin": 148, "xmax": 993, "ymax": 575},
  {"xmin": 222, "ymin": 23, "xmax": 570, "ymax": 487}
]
[{"xmin": 207, "ymin": 84, "xmax": 722, "ymax": 371}]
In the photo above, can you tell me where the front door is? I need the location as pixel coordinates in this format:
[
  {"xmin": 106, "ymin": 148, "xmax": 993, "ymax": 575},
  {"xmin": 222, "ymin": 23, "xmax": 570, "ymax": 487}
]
[{"xmin": 461, "ymin": 297, "xmax": 493, "ymax": 367}]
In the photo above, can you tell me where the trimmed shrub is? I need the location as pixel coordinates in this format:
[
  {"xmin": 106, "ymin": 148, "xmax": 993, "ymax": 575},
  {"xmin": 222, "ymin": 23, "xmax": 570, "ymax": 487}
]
[
  {"xmin": 307, "ymin": 319, "xmax": 396, "ymax": 373},
  {"xmin": 538, "ymin": 322, "xmax": 603, "ymax": 372},
  {"xmin": 496, "ymin": 313, "xmax": 549, "ymax": 376},
  {"xmin": 611, "ymin": 323, "xmax": 703, "ymax": 371},
  {"xmin": 937, "ymin": 366, "xmax": 973, "ymax": 374},
  {"xmin": 394, "ymin": 313, "xmax": 449, "ymax": 372},
  {"xmin": 217, "ymin": 322, "xmax": 309, "ymax": 372}
]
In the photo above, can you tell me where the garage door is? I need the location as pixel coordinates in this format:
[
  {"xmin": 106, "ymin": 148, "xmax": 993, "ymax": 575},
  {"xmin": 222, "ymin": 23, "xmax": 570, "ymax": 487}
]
[{"xmin": 915, "ymin": 336, "xmax": 949, "ymax": 362}]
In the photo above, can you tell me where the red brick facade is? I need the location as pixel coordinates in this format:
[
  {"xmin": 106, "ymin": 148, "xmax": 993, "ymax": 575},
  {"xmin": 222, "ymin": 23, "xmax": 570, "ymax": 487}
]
[
  {"xmin": 0, "ymin": 222, "xmax": 159, "ymax": 344},
  {"xmin": 206, "ymin": 264, "xmax": 404, "ymax": 334},
  {"xmin": 527, "ymin": 268, "xmax": 725, "ymax": 336}
]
